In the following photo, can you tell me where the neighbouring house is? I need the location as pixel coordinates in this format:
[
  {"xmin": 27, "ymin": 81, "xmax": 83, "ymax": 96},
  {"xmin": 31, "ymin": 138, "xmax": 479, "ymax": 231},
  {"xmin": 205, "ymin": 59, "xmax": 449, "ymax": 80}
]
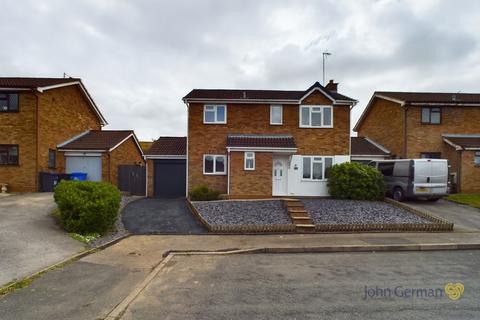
[
  {"xmin": 350, "ymin": 137, "xmax": 391, "ymax": 163},
  {"xmin": 354, "ymin": 91, "xmax": 480, "ymax": 193},
  {"xmin": 144, "ymin": 136, "xmax": 186, "ymax": 198},
  {"xmin": 183, "ymin": 80, "xmax": 357, "ymax": 198},
  {"xmin": 0, "ymin": 77, "xmax": 107, "ymax": 192},
  {"xmin": 56, "ymin": 130, "xmax": 145, "ymax": 193}
]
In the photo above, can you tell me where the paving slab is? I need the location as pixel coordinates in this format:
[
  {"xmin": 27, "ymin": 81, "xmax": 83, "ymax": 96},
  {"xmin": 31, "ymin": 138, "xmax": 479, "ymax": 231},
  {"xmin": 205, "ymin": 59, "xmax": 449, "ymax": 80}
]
[{"xmin": 0, "ymin": 193, "xmax": 84, "ymax": 286}]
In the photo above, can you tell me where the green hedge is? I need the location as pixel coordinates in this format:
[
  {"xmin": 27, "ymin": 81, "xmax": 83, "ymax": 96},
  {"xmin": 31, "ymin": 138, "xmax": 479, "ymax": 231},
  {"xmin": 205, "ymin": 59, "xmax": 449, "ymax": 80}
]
[
  {"xmin": 54, "ymin": 181, "xmax": 121, "ymax": 235},
  {"xmin": 327, "ymin": 162, "xmax": 385, "ymax": 200},
  {"xmin": 189, "ymin": 185, "xmax": 220, "ymax": 201}
]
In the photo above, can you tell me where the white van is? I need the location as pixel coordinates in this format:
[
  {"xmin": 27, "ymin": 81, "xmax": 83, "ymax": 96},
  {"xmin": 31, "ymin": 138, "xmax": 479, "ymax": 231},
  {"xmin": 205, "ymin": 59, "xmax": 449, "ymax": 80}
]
[{"xmin": 369, "ymin": 159, "xmax": 449, "ymax": 202}]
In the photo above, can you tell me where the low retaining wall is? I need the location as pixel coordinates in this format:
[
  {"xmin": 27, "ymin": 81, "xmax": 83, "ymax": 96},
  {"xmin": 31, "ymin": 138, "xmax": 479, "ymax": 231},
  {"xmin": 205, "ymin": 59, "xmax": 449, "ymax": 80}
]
[{"xmin": 187, "ymin": 199, "xmax": 296, "ymax": 233}]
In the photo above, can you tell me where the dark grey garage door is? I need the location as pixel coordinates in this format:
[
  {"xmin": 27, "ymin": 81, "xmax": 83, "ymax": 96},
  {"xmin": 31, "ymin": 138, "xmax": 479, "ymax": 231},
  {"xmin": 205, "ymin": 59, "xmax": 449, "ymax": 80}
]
[{"xmin": 154, "ymin": 159, "xmax": 186, "ymax": 198}]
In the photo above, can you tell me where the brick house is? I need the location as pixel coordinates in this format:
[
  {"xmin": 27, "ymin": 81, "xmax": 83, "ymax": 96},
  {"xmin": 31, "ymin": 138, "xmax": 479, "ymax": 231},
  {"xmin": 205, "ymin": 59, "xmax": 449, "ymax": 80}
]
[
  {"xmin": 354, "ymin": 91, "xmax": 480, "ymax": 193},
  {"xmin": 0, "ymin": 77, "xmax": 144, "ymax": 192},
  {"xmin": 184, "ymin": 81, "xmax": 357, "ymax": 198}
]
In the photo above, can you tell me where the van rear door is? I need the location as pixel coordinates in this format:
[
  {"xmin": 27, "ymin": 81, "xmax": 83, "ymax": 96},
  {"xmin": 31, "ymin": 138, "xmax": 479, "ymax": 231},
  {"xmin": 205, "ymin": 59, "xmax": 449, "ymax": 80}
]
[{"xmin": 413, "ymin": 159, "xmax": 448, "ymax": 196}]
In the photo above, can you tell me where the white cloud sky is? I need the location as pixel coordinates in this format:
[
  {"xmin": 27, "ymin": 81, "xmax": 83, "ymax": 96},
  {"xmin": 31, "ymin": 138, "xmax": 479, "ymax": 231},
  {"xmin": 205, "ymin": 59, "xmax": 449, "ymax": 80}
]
[{"xmin": 2, "ymin": 0, "xmax": 479, "ymax": 140}]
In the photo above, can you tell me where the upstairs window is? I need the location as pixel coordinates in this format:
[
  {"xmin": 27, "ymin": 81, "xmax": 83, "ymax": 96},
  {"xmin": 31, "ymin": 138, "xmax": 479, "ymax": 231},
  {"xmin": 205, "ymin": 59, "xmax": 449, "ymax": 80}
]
[
  {"xmin": 302, "ymin": 156, "xmax": 333, "ymax": 180},
  {"xmin": 0, "ymin": 145, "xmax": 19, "ymax": 165},
  {"xmin": 475, "ymin": 152, "xmax": 480, "ymax": 166},
  {"xmin": 203, "ymin": 105, "xmax": 226, "ymax": 124},
  {"xmin": 300, "ymin": 105, "xmax": 333, "ymax": 128},
  {"xmin": 48, "ymin": 149, "xmax": 56, "ymax": 169},
  {"xmin": 203, "ymin": 154, "xmax": 226, "ymax": 175},
  {"xmin": 0, "ymin": 93, "xmax": 19, "ymax": 112},
  {"xmin": 270, "ymin": 105, "xmax": 283, "ymax": 125},
  {"xmin": 244, "ymin": 152, "xmax": 255, "ymax": 170},
  {"xmin": 421, "ymin": 107, "xmax": 441, "ymax": 124}
]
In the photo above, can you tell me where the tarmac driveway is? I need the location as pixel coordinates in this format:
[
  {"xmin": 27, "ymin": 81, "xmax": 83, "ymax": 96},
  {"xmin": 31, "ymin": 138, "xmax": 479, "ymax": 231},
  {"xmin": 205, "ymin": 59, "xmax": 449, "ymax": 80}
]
[
  {"xmin": 122, "ymin": 198, "xmax": 207, "ymax": 234},
  {"xmin": 0, "ymin": 193, "xmax": 84, "ymax": 286},
  {"xmin": 405, "ymin": 199, "xmax": 480, "ymax": 232}
]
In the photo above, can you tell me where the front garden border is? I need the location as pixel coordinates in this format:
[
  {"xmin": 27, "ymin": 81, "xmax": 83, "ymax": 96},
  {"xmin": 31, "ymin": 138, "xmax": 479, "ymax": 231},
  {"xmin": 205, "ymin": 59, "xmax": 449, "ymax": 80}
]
[
  {"xmin": 187, "ymin": 199, "xmax": 296, "ymax": 233},
  {"xmin": 313, "ymin": 198, "xmax": 453, "ymax": 233}
]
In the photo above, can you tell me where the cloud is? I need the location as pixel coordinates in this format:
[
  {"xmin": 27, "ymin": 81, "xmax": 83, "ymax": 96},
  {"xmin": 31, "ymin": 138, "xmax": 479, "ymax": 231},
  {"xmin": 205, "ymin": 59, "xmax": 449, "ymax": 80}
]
[{"xmin": 1, "ymin": 0, "xmax": 480, "ymax": 139}]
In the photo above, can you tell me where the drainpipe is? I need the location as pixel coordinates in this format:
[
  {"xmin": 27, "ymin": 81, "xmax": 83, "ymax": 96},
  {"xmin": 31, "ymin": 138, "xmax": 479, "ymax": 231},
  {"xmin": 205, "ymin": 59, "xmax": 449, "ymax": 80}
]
[
  {"xmin": 227, "ymin": 147, "xmax": 231, "ymax": 196},
  {"xmin": 144, "ymin": 156, "xmax": 148, "ymax": 197},
  {"xmin": 457, "ymin": 150, "xmax": 462, "ymax": 193},
  {"xmin": 34, "ymin": 90, "xmax": 40, "ymax": 191},
  {"xmin": 402, "ymin": 104, "xmax": 408, "ymax": 158}
]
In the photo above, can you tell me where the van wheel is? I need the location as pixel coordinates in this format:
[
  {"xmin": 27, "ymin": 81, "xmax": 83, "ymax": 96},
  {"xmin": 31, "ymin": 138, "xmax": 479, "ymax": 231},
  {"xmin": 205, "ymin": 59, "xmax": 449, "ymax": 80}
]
[{"xmin": 392, "ymin": 188, "xmax": 404, "ymax": 202}]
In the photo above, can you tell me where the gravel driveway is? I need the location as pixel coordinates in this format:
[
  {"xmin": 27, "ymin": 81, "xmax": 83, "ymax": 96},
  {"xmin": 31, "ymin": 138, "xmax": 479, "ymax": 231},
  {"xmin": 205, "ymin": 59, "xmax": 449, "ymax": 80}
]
[
  {"xmin": 192, "ymin": 200, "xmax": 291, "ymax": 225},
  {"xmin": 303, "ymin": 199, "xmax": 432, "ymax": 225}
]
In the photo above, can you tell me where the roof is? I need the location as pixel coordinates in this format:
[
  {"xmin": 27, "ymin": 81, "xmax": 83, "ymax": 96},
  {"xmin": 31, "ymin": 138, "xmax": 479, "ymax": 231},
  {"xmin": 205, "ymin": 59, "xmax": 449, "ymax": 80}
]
[
  {"xmin": 443, "ymin": 134, "xmax": 480, "ymax": 150},
  {"xmin": 0, "ymin": 77, "xmax": 81, "ymax": 89},
  {"xmin": 183, "ymin": 81, "xmax": 356, "ymax": 104},
  {"xmin": 0, "ymin": 77, "xmax": 107, "ymax": 125},
  {"xmin": 375, "ymin": 91, "xmax": 480, "ymax": 104},
  {"xmin": 354, "ymin": 90, "xmax": 480, "ymax": 132},
  {"xmin": 351, "ymin": 137, "xmax": 390, "ymax": 156},
  {"xmin": 58, "ymin": 130, "xmax": 137, "ymax": 151},
  {"xmin": 146, "ymin": 137, "xmax": 187, "ymax": 156},
  {"xmin": 226, "ymin": 134, "xmax": 297, "ymax": 149}
]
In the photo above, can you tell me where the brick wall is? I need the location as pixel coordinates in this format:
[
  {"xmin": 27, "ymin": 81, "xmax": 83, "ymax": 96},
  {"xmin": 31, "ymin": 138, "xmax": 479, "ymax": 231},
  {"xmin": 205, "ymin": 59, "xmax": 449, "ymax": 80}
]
[
  {"xmin": 460, "ymin": 151, "xmax": 480, "ymax": 193},
  {"xmin": 188, "ymin": 90, "xmax": 350, "ymax": 195},
  {"xmin": 38, "ymin": 85, "xmax": 102, "ymax": 173},
  {"xmin": 229, "ymin": 151, "xmax": 272, "ymax": 197},
  {"xmin": 0, "ymin": 92, "xmax": 38, "ymax": 192},
  {"xmin": 406, "ymin": 106, "xmax": 480, "ymax": 158},
  {"xmin": 356, "ymin": 98, "xmax": 405, "ymax": 157},
  {"xmin": 147, "ymin": 159, "xmax": 154, "ymax": 197},
  {"xmin": 107, "ymin": 136, "xmax": 145, "ymax": 188}
]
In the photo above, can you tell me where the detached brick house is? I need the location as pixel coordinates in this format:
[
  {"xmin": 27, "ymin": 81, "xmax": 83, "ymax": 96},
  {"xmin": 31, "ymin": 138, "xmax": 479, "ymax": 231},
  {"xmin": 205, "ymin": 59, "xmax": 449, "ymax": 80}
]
[
  {"xmin": 0, "ymin": 77, "xmax": 144, "ymax": 192},
  {"xmin": 184, "ymin": 81, "xmax": 357, "ymax": 198},
  {"xmin": 354, "ymin": 91, "xmax": 480, "ymax": 193}
]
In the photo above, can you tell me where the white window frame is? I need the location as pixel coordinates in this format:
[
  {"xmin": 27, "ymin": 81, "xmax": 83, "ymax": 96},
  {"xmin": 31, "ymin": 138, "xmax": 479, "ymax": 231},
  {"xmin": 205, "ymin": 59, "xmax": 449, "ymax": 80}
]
[
  {"xmin": 244, "ymin": 152, "xmax": 255, "ymax": 170},
  {"xmin": 203, "ymin": 104, "xmax": 227, "ymax": 124},
  {"xmin": 299, "ymin": 105, "xmax": 333, "ymax": 128},
  {"xmin": 203, "ymin": 154, "xmax": 227, "ymax": 175},
  {"xmin": 270, "ymin": 105, "xmax": 283, "ymax": 125},
  {"xmin": 302, "ymin": 156, "xmax": 334, "ymax": 181},
  {"xmin": 475, "ymin": 152, "xmax": 480, "ymax": 166}
]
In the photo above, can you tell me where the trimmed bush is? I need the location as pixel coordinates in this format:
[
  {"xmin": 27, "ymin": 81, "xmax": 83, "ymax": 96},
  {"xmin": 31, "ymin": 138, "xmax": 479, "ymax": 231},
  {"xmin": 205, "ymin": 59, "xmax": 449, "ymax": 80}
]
[
  {"xmin": 54, "ymin": 180, "xmax": 121, "ymax": 235},
  {"xmin": 327, "ymin": 162, "xmax": 385, "ymax": 200},
  {"xmin": 189, "ymin": 185, "xmax": 220, "ymax": 201}
]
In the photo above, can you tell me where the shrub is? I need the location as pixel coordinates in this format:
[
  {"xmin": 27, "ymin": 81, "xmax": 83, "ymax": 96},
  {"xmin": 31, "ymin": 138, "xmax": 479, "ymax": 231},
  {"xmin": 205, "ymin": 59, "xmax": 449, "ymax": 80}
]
[
  {"xmin": 327, "ymin": 162, "xmax": 385, "ymax": 200},
  {"xmin": 189, "ymin": 185, "xmax": 220, "ymax": 201},
  {"xmin": 54, "ymin": 180, "xmax": 121, "ymax": 235}
]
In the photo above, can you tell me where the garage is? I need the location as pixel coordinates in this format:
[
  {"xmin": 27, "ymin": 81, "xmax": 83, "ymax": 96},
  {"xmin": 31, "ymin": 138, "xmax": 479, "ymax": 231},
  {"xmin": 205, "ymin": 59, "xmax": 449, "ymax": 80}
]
[
  {"xmin": 65, "ymin": 154, "xmax": 102, "ymax": 181},
  {"xmin": 154, "ymin": 159, "xmax": 186, "ymax": 198},
  {"xmin": 144, "ymin": 136, "xmax": 187, "ymax": 198}
]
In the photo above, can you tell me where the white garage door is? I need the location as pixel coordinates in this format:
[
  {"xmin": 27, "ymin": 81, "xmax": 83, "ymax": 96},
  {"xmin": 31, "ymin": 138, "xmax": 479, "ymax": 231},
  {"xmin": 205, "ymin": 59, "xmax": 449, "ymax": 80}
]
[{"xmin": 65, "ymin": 156, "xmax": 102, "ymax": 182}]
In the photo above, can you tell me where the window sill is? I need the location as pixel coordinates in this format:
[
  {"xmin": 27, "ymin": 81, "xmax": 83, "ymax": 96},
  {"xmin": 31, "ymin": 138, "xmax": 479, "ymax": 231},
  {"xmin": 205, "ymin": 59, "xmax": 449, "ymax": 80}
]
[
  {"xmin": 203, "ymin": 122, "xmax": 227, "ymax": 125},
  {"xmin": 299, "ymin": 125, "xmax": 333, "ymax": 129},
  {"xmin": 203, "ymin": 172, "xmax": 227, "ymax": 176},
  {"xmin": 270, "ymin": 123, "xmax": 283, "ymax": 126},
  {"xmin": 244, "ymin": 168, "xmax": 255, "ymax": 171},
  {"xmin": 301, "ymin": 178, "xmax": 328, "ymax": 182}
]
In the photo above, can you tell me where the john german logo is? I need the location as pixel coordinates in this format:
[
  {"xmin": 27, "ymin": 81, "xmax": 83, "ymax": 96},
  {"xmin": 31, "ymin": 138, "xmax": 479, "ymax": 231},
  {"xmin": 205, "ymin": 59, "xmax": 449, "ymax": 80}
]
[{"xmin": 363, "ymin": 282, "xmax": 464, "ymax": 301}]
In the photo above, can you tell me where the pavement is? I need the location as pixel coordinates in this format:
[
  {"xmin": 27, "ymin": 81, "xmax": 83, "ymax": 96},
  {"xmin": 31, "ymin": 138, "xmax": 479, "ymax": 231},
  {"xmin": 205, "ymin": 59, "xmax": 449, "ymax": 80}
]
[
  {"xmin": 405, "ymin": 199, "xmax": 480, "ymax": 232},
  {"xmin": 122, "ymin": 198, "xmax": 207, "ymax": 234},
  {"xmin": 0, "ymin": 193, "xmax": 84, "ymax": 286},
  {"xmin": 2, "ymin": 233, "xmax": 480, "ymax": 320},
  {"xmin": 120, "ymin": 251, "xmax": 480, "ymax": 320}
]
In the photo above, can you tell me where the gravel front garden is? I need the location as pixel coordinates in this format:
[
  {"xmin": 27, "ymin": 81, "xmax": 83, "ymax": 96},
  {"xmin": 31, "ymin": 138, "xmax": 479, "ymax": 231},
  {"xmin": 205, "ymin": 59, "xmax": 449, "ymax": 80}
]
[
  {"xmin": 192, "ymin": 200, "xmax": 292, "ymax": 226},
  {"xmin": 303, "ymin": 199, "xmax": 432, "ymax": 225}
]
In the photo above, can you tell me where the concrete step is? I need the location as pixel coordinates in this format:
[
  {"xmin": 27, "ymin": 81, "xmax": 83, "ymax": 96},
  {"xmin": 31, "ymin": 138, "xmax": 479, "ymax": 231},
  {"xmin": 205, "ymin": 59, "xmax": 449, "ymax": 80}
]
[
  {"xmin": 288, "ymin": 209, "xmax": 308, "ymax": 214},
  {"xmin": 291, "ymin": 216, "xmax": 311, "ymax": 220}
]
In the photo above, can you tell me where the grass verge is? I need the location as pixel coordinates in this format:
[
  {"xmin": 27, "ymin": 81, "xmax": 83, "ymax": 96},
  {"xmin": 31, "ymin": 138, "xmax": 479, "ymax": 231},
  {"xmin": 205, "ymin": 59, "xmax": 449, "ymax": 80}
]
[{"xmin": 446, "ymin": 194, "xmax": 480, "ymax": 209}]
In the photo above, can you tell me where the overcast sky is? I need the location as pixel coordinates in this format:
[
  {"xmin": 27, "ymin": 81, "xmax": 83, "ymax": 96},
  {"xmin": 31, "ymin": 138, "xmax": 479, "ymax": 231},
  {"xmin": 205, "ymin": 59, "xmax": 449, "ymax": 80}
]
[{"xmin": 2, "ymin": 0, "xmax": 479, "ymax": 140}]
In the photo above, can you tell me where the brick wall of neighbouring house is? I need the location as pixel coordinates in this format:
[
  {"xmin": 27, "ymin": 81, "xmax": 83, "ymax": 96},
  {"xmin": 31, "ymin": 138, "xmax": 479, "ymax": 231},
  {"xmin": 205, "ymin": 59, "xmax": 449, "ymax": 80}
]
[
  {"xmin": 107, "ymin": 137, "xmax": 145, "ymax": 188},
  {"xmin": 38, "ymin": 85, "xmax": 102, "ymax": 174},
  {"xmin": 441, "ymin": 143, "xmax": 461, "ymax": 191},
  {"xmin": 0, "ymin": 92, "xmax": 38, "ymax": 192},
  {"xmin": 147, "ymin": 159, "xmax": 154, "ymax": 197},
  {"xmin": 405, "ymin": 106, "xmax": 480, "ymax": 158},
  {"xmin": 229, "ymin": 152, "xmax": 272, "ymax": 197},
  {"xmin": 460, "ymin": 151, "xmax": 480, "ymax": 193},
  {"xmin": 188, "ymin": 90, "xmax": 350, "ymax": 195},
  {"xmin": 356, "ymin": 98, "xmax": 405, "ymax": 157}
]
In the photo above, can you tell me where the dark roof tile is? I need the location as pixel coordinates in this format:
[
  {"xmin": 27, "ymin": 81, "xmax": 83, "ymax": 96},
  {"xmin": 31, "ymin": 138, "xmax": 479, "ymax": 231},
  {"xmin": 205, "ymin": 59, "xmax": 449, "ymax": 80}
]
[
  {"xmin": 227, "ymin": 134, "xmax": 297, "ymax": 149},
  {"xmin": 0, "ymin": 77, "xmax": 81, "ymax": 89},
  {"xmin": 351, "ymin": 137, "xmax": 390, "ymax": 156},
  {"xmin": 375, "ymin": 91, "xmax": 480, "ymax": 104},
  {"xmin": 146, "ymin": 137, "xmax": 187, "ymax": 156},
  {"xmin": 59, "ymin": 130, "xmax": 133, "ymax": 150}
]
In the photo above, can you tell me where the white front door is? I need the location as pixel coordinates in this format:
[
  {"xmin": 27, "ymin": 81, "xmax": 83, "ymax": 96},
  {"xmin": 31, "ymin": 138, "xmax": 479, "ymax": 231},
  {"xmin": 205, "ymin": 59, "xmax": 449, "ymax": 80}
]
[{"xmin": 272, "ymin": 156, "xmax": 288, "ymax": 196}]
